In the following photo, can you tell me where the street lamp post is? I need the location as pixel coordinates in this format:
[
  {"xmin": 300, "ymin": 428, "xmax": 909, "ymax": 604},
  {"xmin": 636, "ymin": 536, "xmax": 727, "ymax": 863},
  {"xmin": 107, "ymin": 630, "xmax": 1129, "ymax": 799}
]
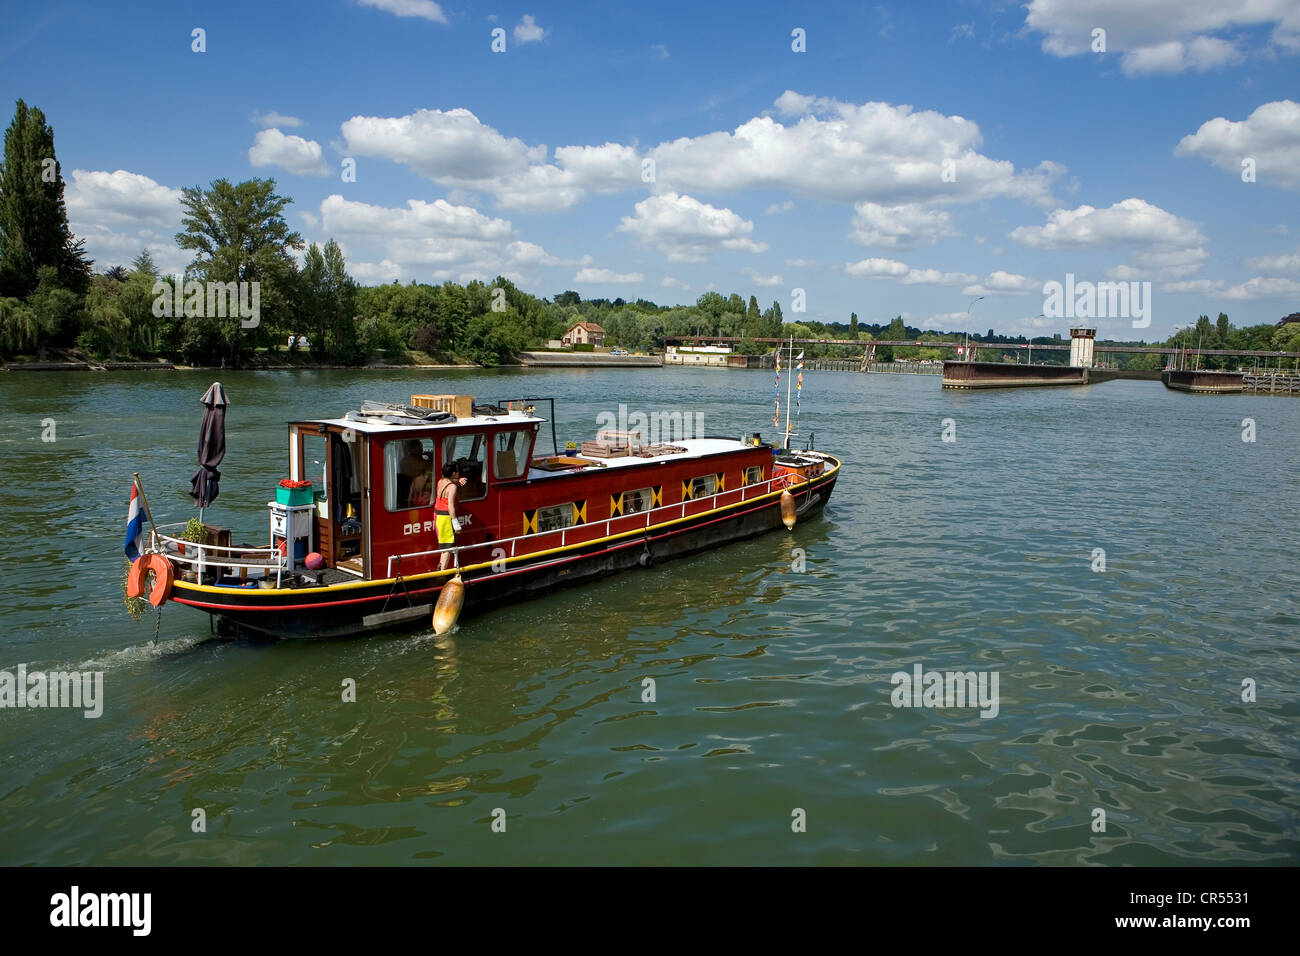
[{"xmin": 966, "ymin": 296, "xmax": 984, "ymax": 362}]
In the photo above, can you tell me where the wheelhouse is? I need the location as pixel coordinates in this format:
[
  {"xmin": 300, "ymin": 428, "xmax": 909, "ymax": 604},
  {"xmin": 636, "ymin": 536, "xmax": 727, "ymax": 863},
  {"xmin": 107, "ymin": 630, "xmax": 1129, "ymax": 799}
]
[{"xmin": 287, "ymin": 401, "xmax": 545, "ymax": 579}]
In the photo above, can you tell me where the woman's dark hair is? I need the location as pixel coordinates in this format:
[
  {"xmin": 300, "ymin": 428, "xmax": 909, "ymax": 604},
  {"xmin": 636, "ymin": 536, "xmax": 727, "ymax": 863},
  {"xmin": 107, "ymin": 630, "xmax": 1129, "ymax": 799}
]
[{"xmin": 441, "ymin": 462, "xmax": 457, "ymax": 478}]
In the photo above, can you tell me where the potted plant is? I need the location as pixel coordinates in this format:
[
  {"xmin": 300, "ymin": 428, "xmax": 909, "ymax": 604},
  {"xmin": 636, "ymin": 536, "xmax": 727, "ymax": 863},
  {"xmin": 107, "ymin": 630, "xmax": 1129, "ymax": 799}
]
[{"xmin": 178, "ymin": 516, "xmax": 205, "ymax": 555}]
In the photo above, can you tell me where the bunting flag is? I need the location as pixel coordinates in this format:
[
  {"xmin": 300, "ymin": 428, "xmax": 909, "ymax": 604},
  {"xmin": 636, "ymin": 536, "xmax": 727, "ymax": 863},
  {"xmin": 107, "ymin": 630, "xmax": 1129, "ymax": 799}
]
[
  {"xmin": 773, "ymin": 347, "xmax": 782, "ymax": 427},
  {"xmin": 796, "ymin": 355, "xmax": 804, "ymax": 414}
]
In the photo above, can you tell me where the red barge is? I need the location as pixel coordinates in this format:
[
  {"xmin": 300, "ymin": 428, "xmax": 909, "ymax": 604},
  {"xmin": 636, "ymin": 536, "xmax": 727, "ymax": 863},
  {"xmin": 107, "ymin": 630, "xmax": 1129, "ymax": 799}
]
[{"xmin": 137, "ymin": 394, "xmax": 841, "ymax": 638}]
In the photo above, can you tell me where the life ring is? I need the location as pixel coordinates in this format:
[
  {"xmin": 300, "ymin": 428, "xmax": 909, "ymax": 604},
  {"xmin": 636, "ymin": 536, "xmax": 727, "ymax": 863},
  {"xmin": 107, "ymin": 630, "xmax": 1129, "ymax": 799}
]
[{"xmin": 127, "ymin": 553, "xmax": 175, "ymax": 607}]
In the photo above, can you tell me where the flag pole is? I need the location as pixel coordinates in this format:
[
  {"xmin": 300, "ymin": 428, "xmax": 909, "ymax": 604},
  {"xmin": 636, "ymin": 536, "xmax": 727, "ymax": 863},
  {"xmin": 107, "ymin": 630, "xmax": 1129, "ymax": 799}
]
[{"xmin": 132, "ymin": 472, "xmax": 159, "ymax": 532}]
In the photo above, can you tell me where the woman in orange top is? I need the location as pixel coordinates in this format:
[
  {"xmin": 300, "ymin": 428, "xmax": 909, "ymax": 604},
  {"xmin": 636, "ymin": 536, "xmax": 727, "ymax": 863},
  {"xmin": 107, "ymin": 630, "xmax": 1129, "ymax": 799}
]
[{"xmin": 433, "ymin": 463, "xmax": 469, "ymax": 570}]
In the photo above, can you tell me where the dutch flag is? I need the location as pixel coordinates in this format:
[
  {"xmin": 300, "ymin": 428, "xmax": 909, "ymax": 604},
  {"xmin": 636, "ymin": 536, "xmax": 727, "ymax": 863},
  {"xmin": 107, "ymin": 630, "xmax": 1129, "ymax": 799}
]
[{"xmin": 125, "ymin": 480, "xmax": 145, "ymax": 560}]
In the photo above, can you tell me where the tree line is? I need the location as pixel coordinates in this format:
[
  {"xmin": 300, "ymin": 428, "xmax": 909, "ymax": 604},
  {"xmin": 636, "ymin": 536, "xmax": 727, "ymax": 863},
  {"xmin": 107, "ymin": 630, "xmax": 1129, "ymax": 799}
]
[{"xmin": 2, "ymin": 98, "xmax": 1293, "ymax": 370}]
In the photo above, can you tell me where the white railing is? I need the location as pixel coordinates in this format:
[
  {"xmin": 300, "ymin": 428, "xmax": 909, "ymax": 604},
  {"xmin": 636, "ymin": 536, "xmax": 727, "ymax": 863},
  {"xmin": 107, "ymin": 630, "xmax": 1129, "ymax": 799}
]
[
  {"xmin": 150, "ymin": 524, "xmax": 286, "ymax": 588},
  {"xmin": 385, "ymin": 452, "xmax": 837, "ymax": 578}
]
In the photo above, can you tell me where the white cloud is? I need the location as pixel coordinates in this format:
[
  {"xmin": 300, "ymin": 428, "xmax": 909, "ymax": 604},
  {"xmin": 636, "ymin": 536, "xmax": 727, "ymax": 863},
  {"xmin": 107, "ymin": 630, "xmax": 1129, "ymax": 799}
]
[
  {"xmin": 65, "ymin": 169, "xmax": 182, "ymax": 227},
  {"xmin": 1175, "ymin": 100, "xmax": 1300, "ymax": 191},
  {"xmin": 1120, "ymin": 37, "xmax": 1241, "ymax": 75},
  {"xmin": 351, "ymin": 259, "xmax": 405, "ymax": 282},
  {"xmin": 340, "ymin": 108, "xmax": 642, "ymax": 211},
  {"xmin": 901, "ymin": 268, "xmax": 978, "ymax": 286},
  {"xmin": 320, "ymin": 194, "xmax": 558, "ymax": 283},
  {"xmin": 1162, "ymin": 276, "xmax": 1300, "ymax": 299},
  {"xmin": 342, "ymin": 107, "xmax": 545, "ymax": 183},
  {"xmin": 336, "ymin": 92, "xmax": 1064, "ymax": 214},
  {"xmin": 64, "ymin": 169, "xmax": 188, "ymax": 274},
  {"xmin": 617, "ymin": 192, "xmax": 767, "ymax": 262},
  {"xmin": 995, "ymin": 313, "xmax": 1059, "ymax": 336},
  {"xmin": 660, "ymin": 276, "xmax": 689, "ymax": 289},
  {"xmin": 253, "ymin": 111, "xmax": 303, "ymax": 129},
  {"xmin": 1010, "ymin": 198, "xmax": 1208, "ymax": 279},
  {"xmin": 651, "ymin": 92, "xmax": 1061, "ymax": 208},
  {"xmin": 1245, "ymin": 248, "xmax": 1300, "ymax": 274},
  {"xmin": 766, "ymin": 200, "xmax": 795, "ymax": 215},
  {"xmin": 918, "ymin": 311, "xmax": 972, "ymax": 330},
  {"xmin": 784, "ymin": 258, "xmax": 820, "ymax": 268},
  {"xmin": 1223, "ymin": 276, "xmax": 1300, "ymax": 299},
  {"xmin": 1162, "ymin": 279, "xmax": 1225, "ymax": 295},
  {"xmin": 249, "ymin": 129, "xmax": 330, "ymax": 176},
  {"xmin": 514, "ymin": 14, "xmax": 545, "ymax": 44},
  {"xmin": 574, "ymin": 267, "xmax": 644, "ymax": 283},
  {"xmin": 962, "ymin": 271, "xmax": 1038, "ymax": 296},
  {"xmin": 1011, "ymin": 198, "xmax": 1204, "ymax": 249},
  {"xmin": 849, "ymin": 202, "xmax": 958, "ymax": 248},
  {"xmin": 320, "ymin": 194, "xmax": 512, "ymax": 239},
  {"xmin": 356, "ymin": 0, "xmax": 447, "ymax": 24},
  {"xmin": 1024, "ymin": 0, "xmax": 1300, "ymax": 75},
  {"xmin": 650, "ymin": 44, "xmax": 670, "ymax": 59},
  {"xmin": 845, "ymin": 257, "xmax": 909, "ymax": 278},
  {"xmin": 741, "ymin": 267, "xmax": 783, "ymax": 286}
]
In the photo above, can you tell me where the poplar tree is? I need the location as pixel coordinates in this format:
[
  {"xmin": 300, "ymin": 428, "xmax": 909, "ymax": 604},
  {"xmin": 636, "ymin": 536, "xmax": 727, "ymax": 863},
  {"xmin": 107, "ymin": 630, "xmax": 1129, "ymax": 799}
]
[{"xmin": 0, "ymin": 99, "xmax": 92, "ymax": 298}]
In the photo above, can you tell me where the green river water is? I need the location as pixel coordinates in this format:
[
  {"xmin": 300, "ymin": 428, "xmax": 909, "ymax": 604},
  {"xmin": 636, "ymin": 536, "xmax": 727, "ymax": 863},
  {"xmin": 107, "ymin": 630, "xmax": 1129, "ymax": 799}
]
[{"xmin": 0, "ymin": 367, "xmax": 1296, "ymax": 864}]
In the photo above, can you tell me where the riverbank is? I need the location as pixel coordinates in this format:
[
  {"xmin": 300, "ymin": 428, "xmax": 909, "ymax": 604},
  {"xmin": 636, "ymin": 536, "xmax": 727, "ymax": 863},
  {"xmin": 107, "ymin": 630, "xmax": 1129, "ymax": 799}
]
[
  {"xmin": 1, "ymin": 352, "xmax": 480, "ymax": 372},
  {"xmin": 3, "ymin": 349, "xmax": 664, "ymax": 372},
  {"xmin": 518, "ymin": 351, "xmax": 661, "ymax": 367}
]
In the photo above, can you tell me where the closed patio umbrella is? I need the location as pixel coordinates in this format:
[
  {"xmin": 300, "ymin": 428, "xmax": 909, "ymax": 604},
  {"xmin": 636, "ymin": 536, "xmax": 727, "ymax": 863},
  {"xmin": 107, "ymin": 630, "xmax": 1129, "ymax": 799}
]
[{"xmin": 190, "ymin": 382, "xmax": 228, "ymax": 517}]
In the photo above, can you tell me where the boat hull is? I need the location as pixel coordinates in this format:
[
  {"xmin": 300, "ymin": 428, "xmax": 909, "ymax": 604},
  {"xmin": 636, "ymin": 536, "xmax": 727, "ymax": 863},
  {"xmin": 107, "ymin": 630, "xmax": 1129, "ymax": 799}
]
[{"xmin": 170, "ymin": 458, "xmax": 840, "ymax": 639}]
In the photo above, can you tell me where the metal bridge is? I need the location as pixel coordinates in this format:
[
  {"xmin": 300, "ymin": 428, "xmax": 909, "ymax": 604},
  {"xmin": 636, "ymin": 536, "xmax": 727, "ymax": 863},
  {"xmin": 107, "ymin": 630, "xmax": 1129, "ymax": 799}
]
[{"xmin": 667, "ymin": 336, "xmax": 1300, "ymax": 363}]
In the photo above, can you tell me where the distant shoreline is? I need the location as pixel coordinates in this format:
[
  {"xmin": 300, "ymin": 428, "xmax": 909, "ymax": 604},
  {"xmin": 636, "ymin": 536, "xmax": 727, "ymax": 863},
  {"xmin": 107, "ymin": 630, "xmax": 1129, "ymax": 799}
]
[
  {"xmin": 1, "ymin": 359, "xmax": 481, "ymax": 373},
  {"xmin": 3, "ymin": 351, "xmax": 666, "ymax": 372}
]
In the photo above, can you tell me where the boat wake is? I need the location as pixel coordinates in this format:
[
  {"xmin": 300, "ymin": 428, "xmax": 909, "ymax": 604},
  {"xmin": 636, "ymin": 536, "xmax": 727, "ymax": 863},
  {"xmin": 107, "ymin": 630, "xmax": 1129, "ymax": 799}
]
[{"xmin": 73, "ymin": 634, "xmax": 215, "ymax": 672}]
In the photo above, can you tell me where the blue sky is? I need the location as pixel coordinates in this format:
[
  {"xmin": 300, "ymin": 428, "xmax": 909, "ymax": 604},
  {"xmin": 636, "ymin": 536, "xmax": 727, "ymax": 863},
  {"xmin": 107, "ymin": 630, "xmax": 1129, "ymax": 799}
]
[{"xmin": 2, "ymin": 0, "xmax": 1298, "ymax": 338}]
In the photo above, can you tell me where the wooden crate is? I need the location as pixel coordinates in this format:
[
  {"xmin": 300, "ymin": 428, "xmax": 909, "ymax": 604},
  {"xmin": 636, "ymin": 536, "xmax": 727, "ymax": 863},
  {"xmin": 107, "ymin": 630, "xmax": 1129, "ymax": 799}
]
[
  {"xmin": 411, "ymin": 394, "xmax": 474, "ymax": 418},
  {"xmin": 596, "ymin": 429, "xmax": 644, "ymax": 451},
  {"xmin": 581, "ymin": 440, "xmax": 631, "ymax": 458}
]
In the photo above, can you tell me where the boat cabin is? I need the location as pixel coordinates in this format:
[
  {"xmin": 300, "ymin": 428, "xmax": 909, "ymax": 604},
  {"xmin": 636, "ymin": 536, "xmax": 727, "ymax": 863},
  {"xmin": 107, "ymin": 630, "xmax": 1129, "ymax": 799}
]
[{"xmin": 282, "ymin": 394, "xmax": 780, "ymax": 582}]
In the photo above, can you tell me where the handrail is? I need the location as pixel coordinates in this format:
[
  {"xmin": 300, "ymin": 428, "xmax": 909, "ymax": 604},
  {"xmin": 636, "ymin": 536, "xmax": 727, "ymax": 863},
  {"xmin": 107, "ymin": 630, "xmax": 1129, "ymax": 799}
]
[
  {"xmin": 150, "ymin": 524, "xmax": 285, "ymax": 587},
  {"xmin": 384, "ymin": 455, "xmax": 835, "ymax": 577}
]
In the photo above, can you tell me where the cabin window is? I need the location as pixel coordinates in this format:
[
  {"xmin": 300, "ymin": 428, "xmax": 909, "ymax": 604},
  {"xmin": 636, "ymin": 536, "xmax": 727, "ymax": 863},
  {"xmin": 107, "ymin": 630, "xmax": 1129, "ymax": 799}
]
[
  {"xmin": 442, "ymin": 432, "xmax": 488, "ymax": 502},
  {"xmin": 623, "ymin": 487, "xmax": 654, "ymax": 514},
  {"xmin": 743, "ymin": 465, "xmax": 763, "ymax": 486},
  {"xmin": 688, "ymin": 474, "xmax": 718, "ymax": 499},
  {"xmin": 536, "ymin": 504, "xmax": 574, "ymax": 533},
  {"xmin": 299, "ymin": 434, "xmax": 328, "ymax": 511},
  {"xmin": 493, "ymin": 428, "xmax": 533, "ymax": 480},
  {"xmin": 384, "ymin": 438, "xmax": 436, "ymax": 511}
]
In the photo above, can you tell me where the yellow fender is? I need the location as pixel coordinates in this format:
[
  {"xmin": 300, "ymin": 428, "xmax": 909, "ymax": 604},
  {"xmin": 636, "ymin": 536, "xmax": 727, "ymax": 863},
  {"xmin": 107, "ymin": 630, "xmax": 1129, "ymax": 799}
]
[
  {"xmin": 432, "ymin": 574, "xmax": 466, "ymax": 635},
  {"xmin": 780, "ymin": 488, "xmax": 797, "ymax": 530}
]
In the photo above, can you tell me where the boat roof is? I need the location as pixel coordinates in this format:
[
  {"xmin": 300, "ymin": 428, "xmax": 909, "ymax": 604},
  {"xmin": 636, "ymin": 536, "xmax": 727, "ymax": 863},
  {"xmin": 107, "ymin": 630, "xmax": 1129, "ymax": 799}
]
[
  {"xmin": 526, "ymin": 438, "xmax": 749, "ymax": 480},
  {"xmin": 308, "ymin": 409, "xmax": 546, "ymax": 433}
]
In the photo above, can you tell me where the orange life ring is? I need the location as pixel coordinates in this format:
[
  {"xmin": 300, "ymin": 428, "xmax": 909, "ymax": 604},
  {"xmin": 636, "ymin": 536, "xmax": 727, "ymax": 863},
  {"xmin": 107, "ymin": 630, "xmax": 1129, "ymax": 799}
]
[{"xmin": 127, "ymin": 553, "xmax": 174, "ymax": 607}]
